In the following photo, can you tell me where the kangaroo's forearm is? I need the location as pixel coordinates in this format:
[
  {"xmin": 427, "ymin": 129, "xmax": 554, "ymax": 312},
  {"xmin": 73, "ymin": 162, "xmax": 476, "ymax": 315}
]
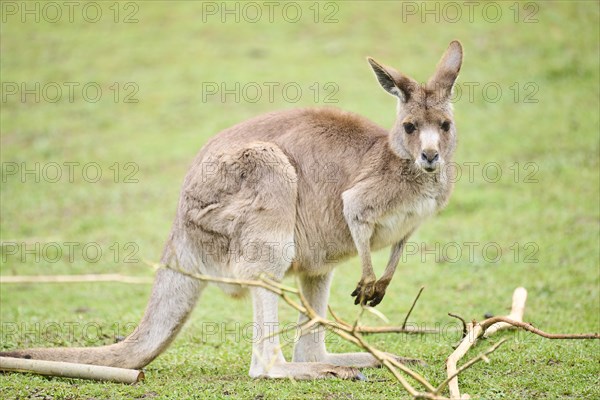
[
  {"xmin": 379, "ymin": 240, "xmax": 404, "ymax": 283},
  {"xmin": 379, "ymin": 230, "xmax": 414, "ymax": 283}
]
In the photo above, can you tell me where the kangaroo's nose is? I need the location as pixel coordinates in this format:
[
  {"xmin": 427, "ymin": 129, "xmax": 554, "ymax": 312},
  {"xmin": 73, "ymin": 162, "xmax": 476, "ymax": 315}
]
[{"xmin": 421, "ymin": 150, "xmax": 439, "ymax": 163}]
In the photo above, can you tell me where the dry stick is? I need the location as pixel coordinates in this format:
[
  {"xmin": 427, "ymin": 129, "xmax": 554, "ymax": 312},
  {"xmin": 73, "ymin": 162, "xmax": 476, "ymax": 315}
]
[
  {"xmin": 327, "ymin": 305, "xmax": 439, "ymax": 335},
  {"xmin": 0, "ymin": 274, "xmax": 153, "ymax": 284},
  {"xmin": 380, "ymin": 359, "xmax": 419, "ymax": 398},
  {"xmin": 445, "ymin": 287, "xmax": 528, "ymax": 399},
  {"xmin": 480, "ymin": 317, "xmax": 600, "ymax": 340},
  {"xmin": 436, "ymin": 339, "xmax": 507, "ymax": 395},
  {"xmin": 447, "ymin": 313, "xmax": 467, "ymax": 338},
  {"xmin": 444, "ymin": 287, "xmax": 600, "ymax": 400},
  {"xmin": 292, "ymin": 277, "xmax": 437, "ymax": 395},
  {"xmin": 445, "ymin": 322, "xmax": 477, "ymax": 400},
  {"xmin": 354, "ymin": 325, "xmax": 440, "ymax": 334},
  {"xmin": 162, "ymin": 264, "xmax": 440, "ymax": 397},
  {"xmin": 158, "ymin": 266, "xmax": 600, "ymax": 399},
  {"xmin": 346, "ymin": 308, "xmax": 436, "ymax": 394},
  {"xmin": 351, "ymin": 333, "xmax": 447, "ymax": 400},
  {"xmin": 402, "ymin": 286, "xmax": 425, "ymax": 330},
  {"xmin": 351, "ymin": 322, "xmax": 438, "ymax": 396},
  {"xmin": 0, "ymin": 357, "xmax": 144, "ymax": 384},
  {"xmin": 483, "ymin": 286, "xmax": 527, "ymax": 337}
]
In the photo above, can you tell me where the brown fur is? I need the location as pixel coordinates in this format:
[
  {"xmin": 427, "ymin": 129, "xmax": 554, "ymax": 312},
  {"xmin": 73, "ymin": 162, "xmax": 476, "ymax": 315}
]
[{"xmin": 1, "ymin": 42, "xmax": 463, "ymax": 378}]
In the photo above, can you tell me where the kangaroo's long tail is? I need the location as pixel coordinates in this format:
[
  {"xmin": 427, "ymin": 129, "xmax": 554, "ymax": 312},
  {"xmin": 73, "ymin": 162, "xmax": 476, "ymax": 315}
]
[{"xmin": 0, "ymin": 264, "xmax": 203, "ymax": 369}]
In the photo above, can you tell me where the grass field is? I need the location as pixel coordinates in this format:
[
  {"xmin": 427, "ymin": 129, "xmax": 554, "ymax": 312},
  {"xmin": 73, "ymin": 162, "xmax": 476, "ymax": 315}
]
[{"xmin": 1, "ymin": 1, "xmax": 599, "ymax": 399}]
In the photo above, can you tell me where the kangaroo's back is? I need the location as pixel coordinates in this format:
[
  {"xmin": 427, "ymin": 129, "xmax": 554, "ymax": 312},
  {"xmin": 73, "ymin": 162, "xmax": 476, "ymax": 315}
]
[
  {"xmin": 180, "ymin": 107, "xmax": 391, "ymax": 269},
  {"xmin": 189, "ymin": 107, "xmax": 388, "ymax": 177}
]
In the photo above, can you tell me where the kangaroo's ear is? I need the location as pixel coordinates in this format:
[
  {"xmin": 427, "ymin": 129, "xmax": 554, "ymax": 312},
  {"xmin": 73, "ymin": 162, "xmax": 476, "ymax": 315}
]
[
  {"xmin": 367, "ymin": 57, "xmax": 418, "ymax": 103},
  {"xmin": 427, "ymin": 40, "xmax": 463, "ymax": 100}
]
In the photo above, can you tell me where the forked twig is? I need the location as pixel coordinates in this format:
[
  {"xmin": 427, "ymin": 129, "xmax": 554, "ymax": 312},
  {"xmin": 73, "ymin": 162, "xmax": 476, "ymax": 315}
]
[
  {"xmin": 436, "ymin": 338, "xmax": 507, "ymax": 395},
  {"xmin": 162, "ymin": 263, "xmax": 439, "ymax": 396},
  {"xmin": 159, "ymin": 265, "xmax": 598, "ymax": 399},
  {"xmin": 444, "ymin": 287, "xmax": 599, "ymax": 399},
  {"xmin": 4, "ymin": 262, "xmax": 597, "ymax": 399}
]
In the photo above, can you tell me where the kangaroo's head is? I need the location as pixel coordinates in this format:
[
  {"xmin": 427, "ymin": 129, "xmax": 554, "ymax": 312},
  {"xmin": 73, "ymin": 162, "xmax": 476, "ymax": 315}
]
[{"xmin": 368, "ymin": 41, "xmax": 463, "ymax": 174}]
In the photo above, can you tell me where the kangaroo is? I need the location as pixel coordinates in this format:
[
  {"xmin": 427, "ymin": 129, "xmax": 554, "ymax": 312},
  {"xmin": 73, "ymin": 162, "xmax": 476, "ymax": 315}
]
[{"xmin": 1, "ymin": 41, "xmax": 463, "ymax": 380}]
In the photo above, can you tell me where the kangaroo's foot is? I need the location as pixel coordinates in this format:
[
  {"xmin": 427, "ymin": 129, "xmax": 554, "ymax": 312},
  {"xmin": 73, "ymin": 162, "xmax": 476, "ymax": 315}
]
[
  {"xmin": 321, "ymin": 352, "xmax": 427, "ymax": 368},
  {"xmin": 249, "ymin": 361, "xmax": 366, "ymax": 380}
]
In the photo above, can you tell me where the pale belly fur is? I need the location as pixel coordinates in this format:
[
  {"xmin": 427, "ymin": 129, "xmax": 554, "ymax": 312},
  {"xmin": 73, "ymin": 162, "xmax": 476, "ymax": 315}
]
[{"xmin": 370, "ymin": 197, "xmax": 438, "ymax": 250}]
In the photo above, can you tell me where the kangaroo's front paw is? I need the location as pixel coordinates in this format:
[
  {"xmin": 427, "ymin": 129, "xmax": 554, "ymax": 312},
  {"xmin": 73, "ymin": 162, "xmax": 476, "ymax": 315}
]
[
  {"xmin": 351, "ymin": 278, "xmax": 376, "ymax": 305},
  {"xmin": 366, "ymin": 279, "xmax": 391, "ymax": 307},
  {"xmin": 352, "ymin": 278, "xmax": 390, "ymax": 306}
]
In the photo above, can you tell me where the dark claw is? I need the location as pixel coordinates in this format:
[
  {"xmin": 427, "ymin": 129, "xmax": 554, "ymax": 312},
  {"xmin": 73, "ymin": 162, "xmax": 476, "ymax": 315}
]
[
  {"xmin": 354, "ymin": 295, "xmax": 367, "ymax": 305},
  {"xmin": 368, "ymin": 295, "xmax": 383, "ymax": 307},
  {"xmin": 354, "ymin": 371, "xmax": 367, "ymax": 381},
  {"xmin": 351, "ymin": 280, "xmax": 379, "ymax": 306}
]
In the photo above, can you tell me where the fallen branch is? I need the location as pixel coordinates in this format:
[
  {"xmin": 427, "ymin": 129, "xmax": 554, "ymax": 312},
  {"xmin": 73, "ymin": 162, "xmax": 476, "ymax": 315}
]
[
  {"xmin": 0, "ymin": 274, "xmax": 153, "ymax": 284},
  {"xmin": 3, "ymin": 265, "xmax": 598, "ymax": 399},
  {"xmin": 445, "ymin": 321, "xmax": 483, "ymax": 400},
  {"xmin": 483, "ymin": 286, "xmax": 527, "ymax": 337},
  {"xmin": 445, "ymin": 287, "xmax": 529, "ymax": 399},
  {"xmin": 444, "ymin": 287, "xmax": 600, "ymax": 399},
  {"xmin": 327, "ymin": 305, "xmax": 439, "ymax": 335},
  {"xmin": 161, "ymin": 264, "xmax": 440, "ymax": 398},
  {"xmin": 447, "ymin": 313, "xmax": 467, "ymax": 338},
  {"xmin": 481, "ymin": 317, "xmax": 600, "ymax": 340},
  {"xmin": 0, "ymin": 356, "xmax": 143, "ymax": 384},
  {"xmin": 437, "ymin": 339, "xmax": 507, "ymax": 396}
]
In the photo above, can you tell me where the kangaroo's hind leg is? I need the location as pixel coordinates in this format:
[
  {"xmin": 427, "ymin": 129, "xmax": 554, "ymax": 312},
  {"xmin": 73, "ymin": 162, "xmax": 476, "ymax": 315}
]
[
  {"xmin": 292, "ymin": 271, "xmax": 425, "ymax": 368},
  {"xmin": 248, "ymin": 284, "xmax": 366, "ymax": 380},
  {"xmin": 193, "ymin": 141, "xmax": 364, "ymax": 380}
]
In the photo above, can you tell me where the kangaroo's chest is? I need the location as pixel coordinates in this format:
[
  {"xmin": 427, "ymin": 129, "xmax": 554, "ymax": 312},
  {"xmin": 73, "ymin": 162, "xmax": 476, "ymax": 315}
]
[{"xmin": 370, "ymin": 196, "xmax": 438, "ymax": 250}]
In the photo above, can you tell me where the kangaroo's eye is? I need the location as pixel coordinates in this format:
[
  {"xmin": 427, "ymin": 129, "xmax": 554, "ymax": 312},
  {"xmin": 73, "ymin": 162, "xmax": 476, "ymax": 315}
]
[
  {"xmin": 441, "ymin": 121, "xmax": 451, "ymax": 132},
  {"xmin": 403, "ymin": 122, "xmax": 416, "ymax": 134}
]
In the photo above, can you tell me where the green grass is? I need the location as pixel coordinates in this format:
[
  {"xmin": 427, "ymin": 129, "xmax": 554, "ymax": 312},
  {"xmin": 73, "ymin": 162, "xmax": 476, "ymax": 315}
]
[{"xmin": 1, "ymin": 1, "xmax": 599, "ymax": 399}]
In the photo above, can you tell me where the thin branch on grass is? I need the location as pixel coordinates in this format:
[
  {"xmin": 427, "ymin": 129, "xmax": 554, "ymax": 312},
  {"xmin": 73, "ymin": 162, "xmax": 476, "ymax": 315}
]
[
  {"xmin": 155, "ymin": 265, "xmax": 600, "ymax": 399},
  {"xmin": 4, "ymin": 264, "xmax": 598, "ymax": 399},
  {"xmin": 0, "ymin": 274, "xmax": 153, "ymax": 284},
  {"xmin": 402, "ymin": 286, "xmax": 425, "ymax": 330},
  {"xmin": 483, "ymin": 286, "xmax": 527, "ymax": 337},
  {"xmin": 444, "ymin": 287, "xmax": 528, "ymax": 399},
  {"xmin": 326, "ymin": 305, "xmax": 439, "ymax": 335},
  {"xmin": 447, "ymin": 313, "xmax": 468, "ymax": 338},
  {"xmin": 480, "ymin": 317, "xmax": 600, "ymax": 340},
  {"xmin": 162, "ymin": 263, "xmax": 440, "ymax": 397},
  {"xmin": 436, "ymin": 339, "xmax": 507, "ymax": 395},
  {"xmin": 444, "ymin": 287, "xmax": 599, "ymax": 399}
]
